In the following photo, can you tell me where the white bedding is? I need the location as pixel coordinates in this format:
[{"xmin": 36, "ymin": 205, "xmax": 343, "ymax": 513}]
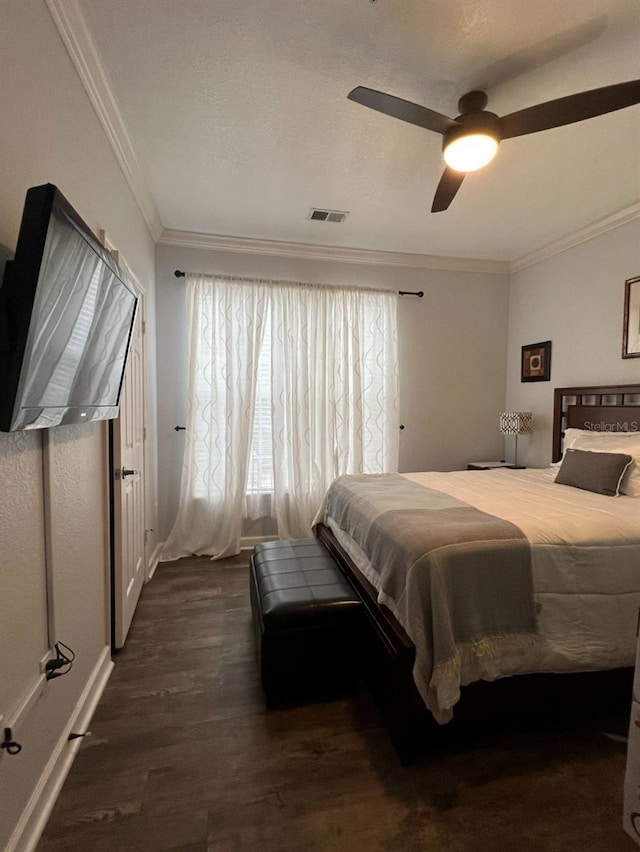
[{"xmin": 326, "ymin": 468, "xmax": 640, "ymax": 721}]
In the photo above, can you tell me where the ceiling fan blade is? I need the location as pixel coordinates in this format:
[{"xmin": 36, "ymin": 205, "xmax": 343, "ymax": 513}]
[
  {"xmin": 499, "ymin": 79, "xmax": 640, "ymax": 139},
  {"xmin": 431, "ymin": 168, "xmax": 465, "ymax": 213},
  {"xmin": 348, "ymin": 86, "xmax": 457, "ymax": 136}
]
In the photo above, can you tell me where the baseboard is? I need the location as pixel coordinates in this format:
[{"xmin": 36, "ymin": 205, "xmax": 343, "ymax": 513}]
[
  {"xmin": 240, "ymin": 535, "xmax": 279, "ymax": 551},
  {"xmin": 146, "ymin": 541, "xmax": 163, "ymax": 581},
  {"xmin": 7, "ymin": 646, "xmax": 114, "ymax": 852}
]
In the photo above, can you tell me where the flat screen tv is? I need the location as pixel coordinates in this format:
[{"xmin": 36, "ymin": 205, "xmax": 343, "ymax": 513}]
[{"xmin": 0, "ymin": 184, "xmax": 138, "ymax": 431}]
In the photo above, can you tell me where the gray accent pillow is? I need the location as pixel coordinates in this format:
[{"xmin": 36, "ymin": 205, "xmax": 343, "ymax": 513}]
[{"xmin": 555, "ymin": 448, "xmax": 633, "ymax": 497}]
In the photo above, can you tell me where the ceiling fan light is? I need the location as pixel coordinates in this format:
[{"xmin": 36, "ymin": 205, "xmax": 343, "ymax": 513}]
[{"xmin": 443, "ymin": 133, "xmax": 499, "ymax": 173}]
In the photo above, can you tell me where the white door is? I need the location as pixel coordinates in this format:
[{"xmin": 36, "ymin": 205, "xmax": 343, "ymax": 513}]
[{"xmin": 112, "ymin": 295, "xmax": 146, "ymax": 648}]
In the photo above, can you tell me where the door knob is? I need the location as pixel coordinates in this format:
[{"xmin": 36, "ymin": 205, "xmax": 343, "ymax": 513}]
[{"xmin": 121, "ymin": 467, "xmax": 138, "ymax": 478}]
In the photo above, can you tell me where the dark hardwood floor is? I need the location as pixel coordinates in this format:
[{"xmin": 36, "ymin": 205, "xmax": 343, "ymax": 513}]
[{"xmin": 37, "ymin": 553, "xmax": 636, "ymax": 851}]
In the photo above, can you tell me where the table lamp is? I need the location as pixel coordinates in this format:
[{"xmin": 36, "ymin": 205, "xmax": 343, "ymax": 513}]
[{"xmin": 499, "ymin": 411, "xmax": 533, "ymax": 468}]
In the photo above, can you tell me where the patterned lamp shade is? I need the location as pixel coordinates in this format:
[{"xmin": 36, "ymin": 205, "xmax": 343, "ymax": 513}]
[{"xmin": 499, "ymin": 411, "xmax": 533, "ymax": 435}]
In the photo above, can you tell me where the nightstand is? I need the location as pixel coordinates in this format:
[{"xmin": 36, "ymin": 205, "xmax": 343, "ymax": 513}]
[{"xmin": 467, "ymin": 460, "xmax": 523, "ymax": 470}]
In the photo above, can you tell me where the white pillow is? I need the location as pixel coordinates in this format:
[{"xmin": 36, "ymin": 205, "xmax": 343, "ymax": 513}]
[
  {"xmin": 561, "ymin": 427, "xmax": 636, "ymax": 462},
  {"xmin": 564, "ymin": 427, "xmax": 639, "ymax": 448},
  {"xmin": 569, "ymin": 432, "xmax": 640, "ymax": 497},
  {"xmin": 563, "ymin": 428, "xmax": 591, "ymax": 449}
]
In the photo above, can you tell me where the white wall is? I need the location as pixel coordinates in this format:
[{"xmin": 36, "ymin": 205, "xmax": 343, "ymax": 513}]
[
  {"xmin": 155, "ymin": 243, "xmax": 510, "ymax": 540},
  {"xmin": 0, "ymin": 3, "xmax": 157, "ymax": 849},
  {"xmin": 506, "ymin": 219, "xmax": 640, "ymax": 469}
]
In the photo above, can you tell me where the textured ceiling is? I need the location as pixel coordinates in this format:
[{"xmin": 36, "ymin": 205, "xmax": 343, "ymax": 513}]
[{"xmin": 77, "ymin": 0, "xmax": 640, "ymax": 262}]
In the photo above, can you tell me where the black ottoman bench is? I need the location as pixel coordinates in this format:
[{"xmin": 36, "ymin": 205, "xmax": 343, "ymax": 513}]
[{"xmin": 250, "ymin": 538, "xmax": 365, "ymax": 705}]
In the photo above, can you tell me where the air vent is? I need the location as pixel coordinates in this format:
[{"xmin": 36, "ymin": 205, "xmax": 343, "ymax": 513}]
[{"xmin": 308, "ymin": 208, "xmax": 348, "ymax": 224}]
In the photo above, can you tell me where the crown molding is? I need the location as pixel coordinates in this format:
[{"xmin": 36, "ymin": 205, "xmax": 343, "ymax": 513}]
[
  {"xmin": 46, "ymin": 0, "xmax": 163, "ymax": 241},
  {"xmin": 159, "ymin": 200, "xmax": 640, "ymax": 275},
  {"xmin": 157, "ymin": 229, "xmax": 510, "ymax": 275},
  {"xmin": 510, "ymin": 200, "xmax": 640, "ymax": 274}
]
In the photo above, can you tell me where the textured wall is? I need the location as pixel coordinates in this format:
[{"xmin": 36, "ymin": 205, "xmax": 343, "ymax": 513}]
[
  {"xmin": 0, "ymin": 3, "xmax": 156, "ymax": 849},
  {"xmin": 0, "ymin": 432, "xmax": 48, "ymax": 719},
  {"xmin": 506, "ymin": 218, "xmax": 640, "ymax": 468}
]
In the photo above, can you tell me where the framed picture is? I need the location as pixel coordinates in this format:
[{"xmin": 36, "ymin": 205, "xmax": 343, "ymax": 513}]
[
  {"xmin": 623, "ymin": 276, "xmax": 640, "ymax": 359},
  {"xmin": 521, "ymin": 340, "xmax": 551, "ymax": 382}
]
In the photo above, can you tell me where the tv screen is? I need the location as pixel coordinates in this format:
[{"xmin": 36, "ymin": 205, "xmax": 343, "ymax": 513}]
[{"xmin": 0, "ymin": 184, "xmax": 137, "ymax": 431}]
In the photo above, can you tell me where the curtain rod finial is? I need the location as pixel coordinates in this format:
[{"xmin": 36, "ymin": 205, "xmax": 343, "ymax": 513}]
[{"xmin": 174, "ymin": 270, "xmax": 185, "ymax": 278}]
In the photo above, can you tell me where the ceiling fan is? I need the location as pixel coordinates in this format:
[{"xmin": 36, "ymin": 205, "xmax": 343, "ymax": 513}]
[{"xmin": 347, "ymin": 80, "xmax": 640, "ymax": 212}]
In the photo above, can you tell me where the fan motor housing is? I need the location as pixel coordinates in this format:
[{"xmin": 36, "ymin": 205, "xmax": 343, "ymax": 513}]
[{"xmin": 443, "ymin": 111, "xmax": 501, "ymax": 151}]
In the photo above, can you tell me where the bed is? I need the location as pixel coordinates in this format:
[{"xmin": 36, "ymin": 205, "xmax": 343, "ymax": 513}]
[{"xmin": 313, "ymin": 383, "xmax": 640, "ymax": 760}]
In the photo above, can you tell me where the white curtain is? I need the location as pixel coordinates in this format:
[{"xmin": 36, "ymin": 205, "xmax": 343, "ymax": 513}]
[
  {"xmin": 271, "ymin": 284, "xmax": 399, "ymax": 537},
  {"xmin": 162, "ymin": 274, "xmax": 269, "ymax": 560},
  {"xmin": 162, "ymin": 273, "xmax": 399, "ymax": 560}
]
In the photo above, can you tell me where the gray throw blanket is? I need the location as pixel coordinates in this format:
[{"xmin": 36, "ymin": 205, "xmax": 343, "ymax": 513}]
[{"xmin": 318, "ymin": 473, "xmax": 539, "ymax": 722}]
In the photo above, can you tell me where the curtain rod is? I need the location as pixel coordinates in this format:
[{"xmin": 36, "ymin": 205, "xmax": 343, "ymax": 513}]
[{"xmin": 173, "ymin": 270, "xmax": 423, "ymax": 297}]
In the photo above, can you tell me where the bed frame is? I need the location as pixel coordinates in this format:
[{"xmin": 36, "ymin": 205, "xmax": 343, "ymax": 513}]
[{"xmin": 316, "ymin": 383, "xmax": 640, "ymax": 762}]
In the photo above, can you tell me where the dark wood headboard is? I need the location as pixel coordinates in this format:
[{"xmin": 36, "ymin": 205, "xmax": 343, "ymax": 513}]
[{"xmin": 552, "ymin": 384, "xmax": 640, "ymax": 462}]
